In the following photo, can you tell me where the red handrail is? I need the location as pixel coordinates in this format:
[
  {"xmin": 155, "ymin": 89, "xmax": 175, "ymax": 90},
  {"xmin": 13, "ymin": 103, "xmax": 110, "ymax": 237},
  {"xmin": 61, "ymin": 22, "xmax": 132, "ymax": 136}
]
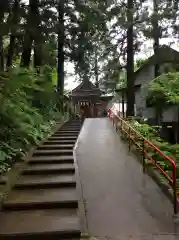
[{"xmin": 108, "ymin": 109, "xmax": 178, "ymax": 214}]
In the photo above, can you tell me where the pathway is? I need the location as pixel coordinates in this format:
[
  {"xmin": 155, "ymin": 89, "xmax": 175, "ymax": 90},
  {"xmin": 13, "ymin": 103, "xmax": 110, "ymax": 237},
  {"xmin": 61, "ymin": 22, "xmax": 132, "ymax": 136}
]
[{"xmin": 75, "ymin": 118, "xmax": 179, "ymax": 239}]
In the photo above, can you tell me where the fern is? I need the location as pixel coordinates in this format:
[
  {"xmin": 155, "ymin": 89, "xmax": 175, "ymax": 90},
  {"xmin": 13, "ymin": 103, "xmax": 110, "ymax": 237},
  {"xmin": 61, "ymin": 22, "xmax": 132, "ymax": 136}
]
[{"xmin": 0, "ymin": 67, "xmax": 62, "ymax": 173}]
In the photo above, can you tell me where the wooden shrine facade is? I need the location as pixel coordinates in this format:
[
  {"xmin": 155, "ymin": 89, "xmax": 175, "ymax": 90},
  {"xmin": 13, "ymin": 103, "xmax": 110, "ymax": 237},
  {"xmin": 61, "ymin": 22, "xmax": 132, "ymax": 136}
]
[{"xmin": 70, "ymin": 80, "xmax": 112, "ymax": 118}]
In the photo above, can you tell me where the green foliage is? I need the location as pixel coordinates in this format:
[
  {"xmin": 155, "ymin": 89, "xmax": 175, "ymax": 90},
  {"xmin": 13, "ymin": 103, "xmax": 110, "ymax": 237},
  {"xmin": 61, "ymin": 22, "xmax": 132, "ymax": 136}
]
[
  {"xmin": 116, "ymin": 69, "xmax": 126, "ymax": 89},
  {"xmin": 147, "ymin": 72, "xmax": 179, "ymax": 107},
  {"xmin": 116, "ymin": 59, "xmax": 147, "ymax": 91},
  {"xmin": 135, "ymin": 59, "xmax": 146, "ymax": 71},
  {"xmin": 128, "ymin": 120, "xmax": 179, "ymax": 176},
  {"xmin": 130, "ymin": 120, "xmax": 159, "ymax": 139},
  {"xmin": 41, "ymin": 35, "xmax": 57, "ymax": 68},
  {"xmin": 0, "ymin": 67, "xmax": 61, "ymax": 173}
]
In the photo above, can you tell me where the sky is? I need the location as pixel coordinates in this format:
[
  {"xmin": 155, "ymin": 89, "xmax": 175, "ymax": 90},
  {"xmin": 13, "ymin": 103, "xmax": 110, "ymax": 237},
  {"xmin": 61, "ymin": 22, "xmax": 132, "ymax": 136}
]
[{"xmin": 64, "ymin": 62, "xmax": 77, "ymax": 91}]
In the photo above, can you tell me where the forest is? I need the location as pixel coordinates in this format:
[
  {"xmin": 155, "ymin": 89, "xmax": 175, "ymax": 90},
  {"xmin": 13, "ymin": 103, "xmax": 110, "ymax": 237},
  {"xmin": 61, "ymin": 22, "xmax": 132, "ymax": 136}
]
[{"xmin": 0, "ymin": 0, "xmax": 179, "ymax": 173}]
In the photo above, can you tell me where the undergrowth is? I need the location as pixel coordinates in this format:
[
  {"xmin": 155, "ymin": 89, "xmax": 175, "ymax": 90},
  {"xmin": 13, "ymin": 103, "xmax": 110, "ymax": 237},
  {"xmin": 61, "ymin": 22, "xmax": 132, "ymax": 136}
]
[
  {"xmin": 128, "ymin": 120, "xmax": 179, "ymax": 176},
  {"xmin": 0, "ymin": 66, "xmax": 62, "ymax": 174}
]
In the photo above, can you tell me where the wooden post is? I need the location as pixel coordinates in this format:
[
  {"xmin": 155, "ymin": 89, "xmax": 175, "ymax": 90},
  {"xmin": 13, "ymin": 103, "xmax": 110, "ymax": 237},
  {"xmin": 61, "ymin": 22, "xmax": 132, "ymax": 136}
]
[
  {"xmin": 142, "ymin": 139, "xmax": 145, "ymax": 172},
  {"xmin": 122, "ymin": 92, "xmax": 125, "ymax": 118},
  {"xmin": 128, "ymin": 127, "xmax": 131, "ymax": 151},
  {"xmin": 176, "ymin": 105, "xmax": 179, "ymax": 143},
  {"xmin": 74, "ymin": 103, "xmax": 76, "ymax": 115}
]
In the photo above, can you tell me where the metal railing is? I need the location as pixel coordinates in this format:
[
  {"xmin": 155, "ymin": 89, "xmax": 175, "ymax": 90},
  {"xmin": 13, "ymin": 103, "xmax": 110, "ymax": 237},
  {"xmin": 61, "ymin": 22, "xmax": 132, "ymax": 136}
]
[{"xmin": 108, "ymin": 109, "xmax": 178, "ymax": 214}]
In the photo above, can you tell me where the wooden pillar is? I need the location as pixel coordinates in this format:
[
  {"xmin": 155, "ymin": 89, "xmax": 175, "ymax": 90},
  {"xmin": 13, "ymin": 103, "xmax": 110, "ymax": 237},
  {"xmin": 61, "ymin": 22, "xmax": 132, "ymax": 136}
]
[
  {"xmin": 90, "ymin": 102, "xmax": 93, "ymax": 117},
  {"xmin": 94, "ymin": 104, "xmax": 96, "ymax": 118},
  {"xmin": 65, "ymin": 101, "xmax": 69, "ymax": 119},
  {"xmin": 70, "ymin": 97, "xmax": 74, "ymax": 113},
  {"xmin": 74, "ymin": 102, "xmax": 76, "ymax": 114},
  {"xmin": 122, "ymin": 92, "xmax": 125, "ymax": 118},
  {"xmin": 94, "ymin": 103, "xmax": 98, "ymax": 117}
]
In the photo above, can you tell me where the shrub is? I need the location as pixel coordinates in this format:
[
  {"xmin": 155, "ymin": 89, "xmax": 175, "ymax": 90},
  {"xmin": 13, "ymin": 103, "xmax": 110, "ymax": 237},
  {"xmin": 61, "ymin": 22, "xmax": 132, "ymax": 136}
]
[
  {"xmin": 147, "ymin": 72, "xmax": 179, "ymax": 106},
  {"xmin": 0, "ymin": 67, "xmax": 62, "ymax": 173},
  {"xmin": 128, "ymin": 120, "xmax": 179, "ymax": 176}
]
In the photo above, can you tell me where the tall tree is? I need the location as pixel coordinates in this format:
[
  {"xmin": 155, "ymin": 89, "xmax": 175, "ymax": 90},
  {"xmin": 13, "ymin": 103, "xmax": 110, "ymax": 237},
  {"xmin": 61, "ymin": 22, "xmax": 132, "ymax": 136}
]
[
  {"xmin": 0, "ymin": 1, "xmax": 8, "ymax": 71},
  {"xmin": 6, "ymin": 0, "xmax": 20, "ymax": 68},
  {"xmin": 126, "ymin": 0, "xmax": 135, "ymax": 117},
  {"xmin": 33, "ymin": 1, "xmax": 43, "ymax": 68},
  {"xmin": 21, "ymin": 0, "xmax": 39, "ymax": 67},
  {"xmin": 94, "ymin": 48, "xmax": 99, "ymax": 87},
  {"xmin": 152, "ymin": 0, "xmax": 160, "ymax": 78},
  {"xmin": 57, "ymin": 0, "xmax": 64, "ymax": 94},
  {"xmin": 152, "ymin": 0, "xmax": 162, "ymax": 125}
]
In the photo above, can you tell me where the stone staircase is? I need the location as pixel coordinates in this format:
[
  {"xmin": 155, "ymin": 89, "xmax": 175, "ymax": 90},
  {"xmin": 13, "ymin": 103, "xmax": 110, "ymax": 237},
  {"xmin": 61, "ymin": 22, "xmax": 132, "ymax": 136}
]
[{"xmin": 0, "ymin": 120, "xmax": 82, "ymax": 239}]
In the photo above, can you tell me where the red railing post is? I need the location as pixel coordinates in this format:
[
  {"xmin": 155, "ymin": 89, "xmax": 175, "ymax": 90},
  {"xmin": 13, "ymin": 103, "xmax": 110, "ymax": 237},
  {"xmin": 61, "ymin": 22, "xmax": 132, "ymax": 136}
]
[
  {"xmin": 142, "ymin": 139, "xmax": 145, "ymax": 173},
  {"xmin": 128, "ymin": 127, "xmax": 131, "ymax": 151},
  {"xmin": 172, "ymin": 167, "xmax": 177, "ymax": 214},
  {"xmin": 119, "ymin": 118, "xmax": 122, "ymax": 137},
  {"xmin": 121, "ymin": 119, "xmax": 123, "ymax": 138},
  {"xmin": 115, "ymin": 117, "xmax": 118, "ymax": 132}
]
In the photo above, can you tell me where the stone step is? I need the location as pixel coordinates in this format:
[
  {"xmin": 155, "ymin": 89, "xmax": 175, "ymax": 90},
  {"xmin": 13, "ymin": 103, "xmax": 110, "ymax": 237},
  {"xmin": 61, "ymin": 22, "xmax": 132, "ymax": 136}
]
[
  {"xmin": 60, "ymin": 127, "xmax": 81, "ymax": 130},
  {"xmin": 21, "ymin": 163, "xmax": 75, "ymax": 175},
  {"xmin": 56, "ymin": 130, "xmax": 79, "ymax": 133},
  {"xmin": 52, "ymin": 133, "xmax": 79, "ymax": 137},
  {"xmin": 61, "ymin": 126, "xmax": 81, "ymax": 128},
  {"xmin": 33, "ymin": 149, "xmax": 73, "ymax": 156},
  {"xmin": 62, "ymin": 125, "xmax": 81, "ymax": 129},
  {"xmin": 44, "ymin": 140, "xmax": 76, "ymax": 145},
  {"xmin": 0, "ymin": 120, "xmax": 82, "ymax": 239},
  {"xmin": 54, "ymin": 129, "xmax": 79, "ymax": 135},
  {"xmin": 67, "ymin": 120, "xmax": 80, "ymax": 123},
  {"xmin": 48, "ymin": 136, "xmax": 77, "ymax": 140},
  {"xmin": 0, "ymin": 209, "xmax": 80, "ymax": 239},
  {"xmin": 3, "ymin": 187, "xmax": 78, "ymax": 210},
  {"xmin": 28, "ymin": 156, "xmax": 74, "ymax": 164},
  {"xmin": 37, "ymin": 144, "xmax": 74, "ymax": 150},
  {"xmin": 59, "ymin": 130, "xmax": 80, "ymax": 133},
  {"xmin": 0, "ymin": 179, "xmax": 6, "ymax": 185},
  {"xmin": 14, "ymin": 174, "xmax": 76, "ymax": 189},
  {"xmin": 63, "ymin": 122, "xmax": 81, "ymax": 124}
]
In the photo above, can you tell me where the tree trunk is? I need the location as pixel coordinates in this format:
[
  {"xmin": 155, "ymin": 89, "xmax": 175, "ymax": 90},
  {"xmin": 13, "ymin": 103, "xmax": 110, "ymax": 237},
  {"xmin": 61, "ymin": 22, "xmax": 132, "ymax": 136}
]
[
  {"xmin": 94, "ymin": 49, "xmax": 99, "ymax": 88},
  {"xmin": 0, "ymin": 37, "xmax": 4, "ymax": 71},
  {"xmin": 0, "ymin": 4, "xmax": 5, "ymax": 72},
  {"xmin": 34, "ymin": 29, "xmax": 43, "ymax": 68},
  {"xmin": 33, "ymin": 0, "xmax": 42, "ymax": 69},
  {"xmin": 21, "ymin": 0, "xmax": 39, "ymax": 68},
  {"xmin": 153, "ymin": 0, "xmax": 160, "ymax": 78},
  {"xmin": 34, "ymin": 39, "xmax": 42, "ymax": 68},
  {"xmin": 153, "ymin": 0, "xmax": 161, "ymax": 125},
  {"xmin": 57, "ymin": 0, "xmax": 65, "ymax": 94},
  {"xmin": 6, "ymin": 0, "xmax": 20, "ymax": 68},
  {"xmin": 126, "ymin": 0, "xmax": 135, "ymax": 117},
  {"xmin": 6, "ymin": 35, "xmax": 16, "ymax": 68},
  {"xmin": 21, "ymin": 33, "xmax": 33, "ymax": 67}
]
